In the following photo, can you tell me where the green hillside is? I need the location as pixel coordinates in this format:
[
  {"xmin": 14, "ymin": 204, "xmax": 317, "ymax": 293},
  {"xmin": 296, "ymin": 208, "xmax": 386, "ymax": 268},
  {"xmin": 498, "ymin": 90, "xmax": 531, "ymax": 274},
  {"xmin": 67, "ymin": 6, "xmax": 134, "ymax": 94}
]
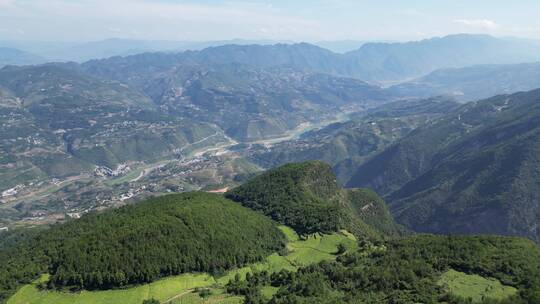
[
  {"xmin": 256, "ymin": 235, "xmax": 540, "ymax": 303},
  {"xmin": 1, "ymin": 161, "xmax": 540, "ymax": 304},
  {"xmin": 0, "ymin": 192, "xmax": 285, "ymax": 301},
  {"xmin": 226, "ymin": 161, "xmax": 343, "ymax": 235},
  {"xmin": 6, "ymin": 226, "xmax": 357, "ymax": 304},
  {"xmin": 348, "ymin": 88, "xmax": 540, "ymax": 242},
  {"xmin": 226, "ymin": 161, "xmax": 404, "ymax": 237}
]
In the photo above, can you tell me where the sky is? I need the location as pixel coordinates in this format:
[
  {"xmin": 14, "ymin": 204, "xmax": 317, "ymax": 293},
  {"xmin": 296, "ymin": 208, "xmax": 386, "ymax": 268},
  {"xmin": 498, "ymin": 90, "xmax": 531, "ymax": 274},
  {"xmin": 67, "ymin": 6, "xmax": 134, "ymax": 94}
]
[{"xmin": 1, "ymin": 0, "xmax": 540, "ymax": 42}]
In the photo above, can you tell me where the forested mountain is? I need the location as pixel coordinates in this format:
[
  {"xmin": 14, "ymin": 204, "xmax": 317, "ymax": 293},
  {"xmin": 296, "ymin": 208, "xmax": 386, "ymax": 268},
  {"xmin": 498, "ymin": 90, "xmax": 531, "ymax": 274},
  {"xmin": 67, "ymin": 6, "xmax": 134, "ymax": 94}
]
[
  {"xmin": 226, "ymin": 161, "xmax": 404, "ymax": 237},
  {"xmin": 390, "ymin": 62, "xmax": 540, "ymax": 102},
  {"xmin": 248, "ymin": 97, "xmax": 460, "ymax": 183},
  {"xmin": 347, "ymin": 88, "xmax": 540, "ymax": 242},
  {"xmin": 0, "ymin": 192, "xmax": 285, "ymax": 300}
]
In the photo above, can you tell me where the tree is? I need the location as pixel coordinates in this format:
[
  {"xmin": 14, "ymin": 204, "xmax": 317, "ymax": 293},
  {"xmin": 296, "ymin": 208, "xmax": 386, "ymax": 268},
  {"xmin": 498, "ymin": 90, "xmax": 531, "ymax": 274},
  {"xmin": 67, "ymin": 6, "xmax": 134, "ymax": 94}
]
[
  {"xmin": 336, "ymin": 243, "xmax": 347, "ymax": 255},
  {"xmin": 198, "ymin": 288, "xmax": 212, "ymax": 299}
]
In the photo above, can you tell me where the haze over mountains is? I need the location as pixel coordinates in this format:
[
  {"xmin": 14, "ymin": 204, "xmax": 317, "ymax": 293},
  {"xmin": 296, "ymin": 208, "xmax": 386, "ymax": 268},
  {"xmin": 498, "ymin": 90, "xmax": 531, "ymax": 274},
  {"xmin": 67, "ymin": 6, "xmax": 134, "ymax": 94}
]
[
  {"xmin": 3, "ymin": 34, "xmax": 540, "ymax": 83},
  {"xmin": 391, "ymin": 62, "xmax": 540, "ymax": 101}
]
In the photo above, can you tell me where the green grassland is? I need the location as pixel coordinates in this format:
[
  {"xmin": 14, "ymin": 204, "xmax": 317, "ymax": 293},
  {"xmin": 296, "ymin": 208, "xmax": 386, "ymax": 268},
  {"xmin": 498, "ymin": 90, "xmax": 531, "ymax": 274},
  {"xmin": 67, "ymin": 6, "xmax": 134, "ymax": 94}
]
[
  {"xmin": 170, "ymin": 291, "xmax": 243, "ymax": 304},
  {"xmin": 438, "ymin": 269, "xmax": 518, "ymax": 303},
  {"xmin": 8, "ymin": 226, "xmax": 356, "ymax": 304},
  {"xmin": 8, "ymin": 274, "xmax": 215, "ymax": 304}
]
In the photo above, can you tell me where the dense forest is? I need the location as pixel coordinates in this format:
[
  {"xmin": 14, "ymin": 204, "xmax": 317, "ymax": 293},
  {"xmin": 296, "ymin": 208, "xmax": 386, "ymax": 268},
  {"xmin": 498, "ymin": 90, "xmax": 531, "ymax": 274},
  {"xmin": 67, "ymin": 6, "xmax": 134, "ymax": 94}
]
[
  {"xmin": 1, "ymin": 161, "xmax": 540, "ymax": 304},
  {"xmin": 0, "ymin": 192, "xmax": 285, "ymax": 301},
  {"xmin": 226, "ymin": 161, "xmax": 346, "ymax": 235},
  {"xmin": 226, "ymin": 161, "xmax": 404, "ymax": 238},
  {"xmin": 227, "ymin": 235, "xmax": 540, "ymax": 303}
]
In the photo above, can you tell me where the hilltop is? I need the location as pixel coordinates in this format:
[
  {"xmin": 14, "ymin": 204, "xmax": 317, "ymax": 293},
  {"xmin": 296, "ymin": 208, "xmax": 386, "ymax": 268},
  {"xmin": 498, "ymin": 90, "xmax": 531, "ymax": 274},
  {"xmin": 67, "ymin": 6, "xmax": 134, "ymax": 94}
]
[{"xmin": 226, "ymin": 161, "xmax": 404, "ymax": 238}]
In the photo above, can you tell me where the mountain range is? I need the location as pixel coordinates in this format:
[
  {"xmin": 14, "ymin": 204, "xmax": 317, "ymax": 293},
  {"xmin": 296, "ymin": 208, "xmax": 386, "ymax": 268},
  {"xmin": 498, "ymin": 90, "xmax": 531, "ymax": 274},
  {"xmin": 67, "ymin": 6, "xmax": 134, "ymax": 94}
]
[
  {"xmin": 347, "ymin": 89, "xmax": 540, "ymax": 242},
  {"xmin": 82, "ymin": 34, "xmax": 540, "ymax": 84},
  {"xmin": 0, "ymin": 59, "xmax": 389, "ymax": 224},
  {"xmin": 4, "ymin": 34, "xmax": 540, "ymax": 84}
]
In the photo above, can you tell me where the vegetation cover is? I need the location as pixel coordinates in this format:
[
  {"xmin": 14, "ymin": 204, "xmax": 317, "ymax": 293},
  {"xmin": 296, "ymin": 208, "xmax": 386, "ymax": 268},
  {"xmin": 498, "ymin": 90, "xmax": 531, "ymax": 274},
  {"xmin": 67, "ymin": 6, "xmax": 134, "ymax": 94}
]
[
  {"xmin": 0, "ymin": 192, "xmax": 285, "ymax": 301},
  {"xmin": 228, "ymin": 235, "xmax": 540, "ymax": 304},
  {"xmin": 349, "ymin": 88, "xmax": 540, "ymax": 242},
  {"xmin": 6, "ymin": 226, "xmax": 356, "ymax": 304},
  {"xmin": 225, "ymin": 161, "xmax": 345, "ymax": 235},
  {"xmin": 226, "ymin": 161, "xmax": 404, "ymax": 238}
]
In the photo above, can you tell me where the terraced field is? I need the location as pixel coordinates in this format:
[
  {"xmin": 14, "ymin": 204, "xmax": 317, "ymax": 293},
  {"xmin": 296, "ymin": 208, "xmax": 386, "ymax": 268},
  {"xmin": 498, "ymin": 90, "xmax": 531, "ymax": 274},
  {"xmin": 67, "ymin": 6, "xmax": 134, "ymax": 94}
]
[{"xmin": 8, "ymin": 226, "xmax": 357, "ymax": 304}]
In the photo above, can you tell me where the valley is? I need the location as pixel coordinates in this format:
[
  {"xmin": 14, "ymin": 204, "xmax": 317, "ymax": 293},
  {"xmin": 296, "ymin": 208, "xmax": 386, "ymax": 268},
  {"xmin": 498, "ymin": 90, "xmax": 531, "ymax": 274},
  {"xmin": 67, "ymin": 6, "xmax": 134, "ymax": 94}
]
[{"xmin": 0, "ymin": 111, "xmax": 353, "ymax": 227}]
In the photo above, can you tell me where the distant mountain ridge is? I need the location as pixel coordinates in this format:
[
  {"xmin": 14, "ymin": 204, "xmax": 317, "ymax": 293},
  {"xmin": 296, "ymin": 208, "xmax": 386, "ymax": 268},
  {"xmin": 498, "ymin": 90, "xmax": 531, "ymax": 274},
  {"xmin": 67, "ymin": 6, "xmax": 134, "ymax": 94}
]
[
  {"xmin": 81, "ymin": 34, "xmax": 540, "ymax": 84},
  {"xmin": 4, "ymin": 34, "xmax": 540, "ymax": 84},
  {"xmin": 343, "ymin": 34, "xmax": 540, "ymax": 82},
  {"xmin": 0, "ymin": 39, "xmax": 292, "ymax": 62}
]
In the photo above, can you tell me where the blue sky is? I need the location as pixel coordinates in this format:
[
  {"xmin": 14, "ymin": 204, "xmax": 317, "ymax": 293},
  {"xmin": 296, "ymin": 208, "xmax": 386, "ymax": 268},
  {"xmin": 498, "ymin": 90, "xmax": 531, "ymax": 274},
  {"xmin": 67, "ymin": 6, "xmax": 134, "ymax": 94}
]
[{"xmin": 1, "ymin": 0, "xmax": 539, "ymax": 42}]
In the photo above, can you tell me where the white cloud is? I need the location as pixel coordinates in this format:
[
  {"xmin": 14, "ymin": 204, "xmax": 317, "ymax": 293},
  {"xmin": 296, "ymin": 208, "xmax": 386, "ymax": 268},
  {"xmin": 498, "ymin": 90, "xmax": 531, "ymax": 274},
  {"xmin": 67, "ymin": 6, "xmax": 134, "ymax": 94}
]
[{"xmin": 453, "ymin": 19, "xmax": 500, "ymax": 30}]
